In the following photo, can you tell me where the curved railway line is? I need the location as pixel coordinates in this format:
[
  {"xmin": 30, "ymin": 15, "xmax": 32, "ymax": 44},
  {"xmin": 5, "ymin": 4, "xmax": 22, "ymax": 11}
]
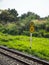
[{"xmin": 0, "ymin": 46, "xmax": 49, "ymax": 65}]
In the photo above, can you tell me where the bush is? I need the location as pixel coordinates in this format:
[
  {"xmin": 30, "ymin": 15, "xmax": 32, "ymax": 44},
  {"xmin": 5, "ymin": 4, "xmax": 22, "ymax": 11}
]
[
  {"xmin": 22, "ymin": 31, "xmax": 42, "ymax": 37},
  {"xmin": 45, "ymin": 25, "xmax": 49, "ymax": 32},
  {"xmin": 2, "ymin": 23, "xmax": 23, "ymax": 35},
  {"xmin": 22, "ymin": 31, "xmax": 30, "ymax": 36},
  {"xmin": 0, "ymin": 24, "xmax": 5, "ymax": 32},
  {"xmin": 43, "ymin": 33, "xmax": 49, "ymax": 38},
  {"xmin": 32, "ymin": 32, "xmax": 38, "ymax": 37}
]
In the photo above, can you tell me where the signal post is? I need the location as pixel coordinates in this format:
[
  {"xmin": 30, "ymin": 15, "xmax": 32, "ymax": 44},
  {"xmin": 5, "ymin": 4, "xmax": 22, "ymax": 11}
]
[{"xmin": 30, "ymin": 22, "xmax": 34, "ymax": 48}]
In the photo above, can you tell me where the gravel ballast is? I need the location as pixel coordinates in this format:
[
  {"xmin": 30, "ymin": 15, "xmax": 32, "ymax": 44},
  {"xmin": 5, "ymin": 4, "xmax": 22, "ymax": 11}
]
[{"xmin": 0, "ymin": 53, "xmax": 25, "ymax": 65}]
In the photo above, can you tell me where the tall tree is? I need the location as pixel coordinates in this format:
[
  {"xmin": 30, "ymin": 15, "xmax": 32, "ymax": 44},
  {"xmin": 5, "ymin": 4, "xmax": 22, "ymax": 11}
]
[{"xmin": 0, "ymin": 9, "xmax": 18, "ymax": 23}]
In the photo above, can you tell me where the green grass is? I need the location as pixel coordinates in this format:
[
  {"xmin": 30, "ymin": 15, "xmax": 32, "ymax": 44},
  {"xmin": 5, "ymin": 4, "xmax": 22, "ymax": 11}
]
[{"xmin": 0, "ymin": 33, "xmax": 49, "ymax": 61}]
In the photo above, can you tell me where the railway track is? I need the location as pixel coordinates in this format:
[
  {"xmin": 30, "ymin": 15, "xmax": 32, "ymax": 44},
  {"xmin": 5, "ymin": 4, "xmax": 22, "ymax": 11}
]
[{"xmin": 0, "ymin": 46, "xmax": 49, "ymax": 65}]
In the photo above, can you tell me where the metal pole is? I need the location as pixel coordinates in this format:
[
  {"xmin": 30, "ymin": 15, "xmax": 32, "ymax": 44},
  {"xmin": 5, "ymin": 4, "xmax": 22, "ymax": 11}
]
[{"xmin": 30, "ymin": 33, "xmax": 32, "ymax": 48}]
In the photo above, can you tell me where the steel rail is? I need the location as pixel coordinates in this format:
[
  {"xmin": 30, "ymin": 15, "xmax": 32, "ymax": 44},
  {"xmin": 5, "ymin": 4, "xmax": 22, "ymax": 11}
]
[
  {"xmin": 0, "ymin": 46, "xmax": 49, "ymax": 65},
  {"xmin": 0, "ymin": 51, "xmax": 30, "ymax": 65}
]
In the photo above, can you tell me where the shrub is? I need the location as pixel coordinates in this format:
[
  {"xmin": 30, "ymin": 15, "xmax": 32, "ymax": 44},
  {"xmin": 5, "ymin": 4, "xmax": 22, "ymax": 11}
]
[
  {"xmin": 22, "ymin": 31, "xmax": 30, "ymax": 36},
  {"xmin": 32, "ymin": 32, "xmax": 39, "ymax": 37},
  {"xmin": 43, "ymin": 33, "xmax": 49, "ymax": 38}
]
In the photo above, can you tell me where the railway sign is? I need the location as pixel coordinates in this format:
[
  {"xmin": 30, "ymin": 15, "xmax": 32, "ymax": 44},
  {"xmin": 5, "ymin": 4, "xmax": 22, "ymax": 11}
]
[
  {"xmin": 30, "ymin": 26, "xmax": 34, "ymax": 32},
  {"xmin": 30, "ymin": 22, "xmax": 34, "ymax": 27},
  {"xmin": 30, "ymin": 22, "xmax": 34, "ymax": 48},
  {"xmin": 30, "ymin": 22, "xmax": 34, "ymax": 33}
]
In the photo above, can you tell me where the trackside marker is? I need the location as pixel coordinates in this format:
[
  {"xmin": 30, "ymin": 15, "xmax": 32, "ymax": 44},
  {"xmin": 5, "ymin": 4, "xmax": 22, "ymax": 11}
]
[{"xmin": 30, "ymin": 22, "xmax": 34, "ymax": 48}]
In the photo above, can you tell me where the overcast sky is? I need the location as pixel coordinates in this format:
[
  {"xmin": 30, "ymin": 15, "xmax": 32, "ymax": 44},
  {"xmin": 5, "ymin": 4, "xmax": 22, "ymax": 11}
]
[{"xmin": 0, "ymin": 0, "xmax": 49, "ymax": 17}]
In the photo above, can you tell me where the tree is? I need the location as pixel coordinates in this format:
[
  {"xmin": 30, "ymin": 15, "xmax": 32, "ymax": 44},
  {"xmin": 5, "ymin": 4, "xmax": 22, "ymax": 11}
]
[
  {"xmin": 8, "ymin": 8, "xmax": 18, "ymax": 21},
  {"xmin": 0, "ymin": 9, "xmax": 18, "ymax": 23},
  {"xmin": 0, "ymin": 10, "xmax": 10, "ymax": 23},
  {"xmin": 26, "ymin": 12, "xmax": 40, "ymax": 19},
  {"xmin": 21, "ymin": 13, "xmax": 27, "ymax": 19}
]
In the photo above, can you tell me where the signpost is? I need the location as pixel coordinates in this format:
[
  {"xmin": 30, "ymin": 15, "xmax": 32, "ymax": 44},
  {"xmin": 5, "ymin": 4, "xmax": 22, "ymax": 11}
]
[{"xmin": 30, "ymin": 22, "xmax": 34, "ymax": 48}]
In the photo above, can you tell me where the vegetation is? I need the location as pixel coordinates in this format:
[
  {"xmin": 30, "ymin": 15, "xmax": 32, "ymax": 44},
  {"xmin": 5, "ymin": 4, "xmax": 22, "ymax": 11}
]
[
  {"xmin": 0, "ymin": 33, "xmax": 49, "ymax": 61},
  {"xmin": 0, "ymin": 9, "xmax": 49, "ymax": 37}
]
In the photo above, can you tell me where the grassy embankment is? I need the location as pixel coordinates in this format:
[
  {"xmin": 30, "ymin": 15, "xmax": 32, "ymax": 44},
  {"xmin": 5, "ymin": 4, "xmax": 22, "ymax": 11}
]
[{"xmin": 0, "ymin": 32, "xmax": 49, "ymax": 61}]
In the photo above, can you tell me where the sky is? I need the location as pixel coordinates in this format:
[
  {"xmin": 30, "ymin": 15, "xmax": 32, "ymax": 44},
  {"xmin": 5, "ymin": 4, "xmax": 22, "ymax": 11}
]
[{"xmin": 0, "ymin": 0, "xmax": 49, "ymax": 17}]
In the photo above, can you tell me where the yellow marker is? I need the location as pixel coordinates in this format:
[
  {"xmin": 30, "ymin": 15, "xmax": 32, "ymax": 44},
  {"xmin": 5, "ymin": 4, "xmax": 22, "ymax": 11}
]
[
  {"xmin": 30, "ymin": 22, "xmax": 34, "ymax": 32},
  {"xmin": 30, "ymin": 22, "xmax": 34, "ymax": 26},
  {"xmin": 30, "ymin": 26, "xmax": 34, "ymax": 32}
]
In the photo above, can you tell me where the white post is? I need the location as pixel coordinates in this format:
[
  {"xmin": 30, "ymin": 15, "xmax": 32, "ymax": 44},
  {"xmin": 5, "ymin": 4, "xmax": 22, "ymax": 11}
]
[{"xmin": 30, "ymin": 33, "xmax": 32, "ymax": 48}]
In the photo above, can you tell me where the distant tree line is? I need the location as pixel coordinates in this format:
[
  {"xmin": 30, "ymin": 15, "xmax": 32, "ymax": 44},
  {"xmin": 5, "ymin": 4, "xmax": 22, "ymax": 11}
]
[{"xmin": 0, "ymin": 8, "xmax": 49, "ymax": 38}]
